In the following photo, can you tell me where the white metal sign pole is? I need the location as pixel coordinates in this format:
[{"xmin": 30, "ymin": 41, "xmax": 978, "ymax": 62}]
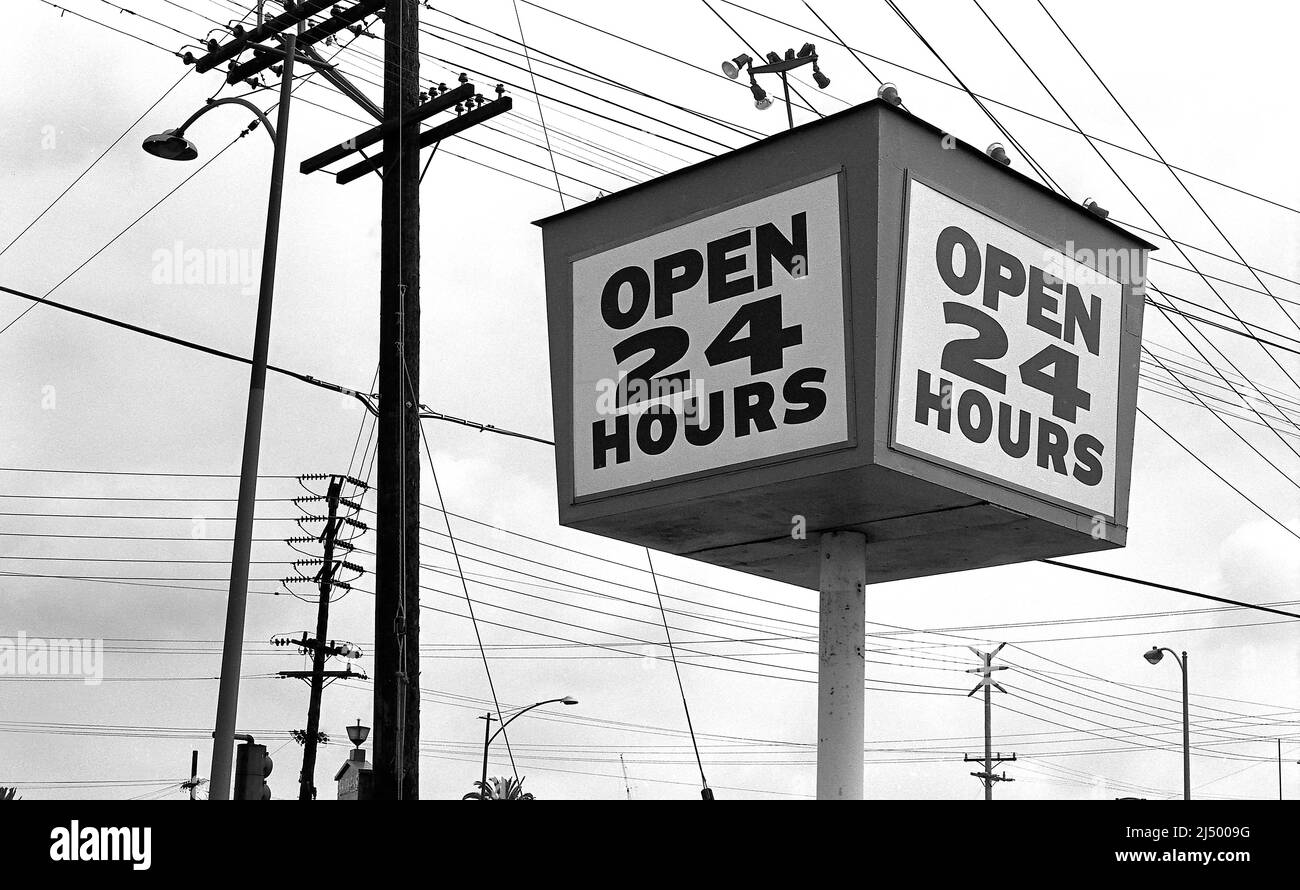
[{"xmin": 816, "ymin": 530, "xmax": 867, "ymax": 800}]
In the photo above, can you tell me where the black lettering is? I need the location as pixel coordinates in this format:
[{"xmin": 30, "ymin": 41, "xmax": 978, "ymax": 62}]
[
  {"xmin": 734, "ymin": 382, "xmax": 776, "ymax": 437},
  {"xmin": 592, "ymin": 414, "xmax": 630, "ymax": 469},
  {"xmin": 636, "ymin": 407, "xmax": 677, "ymax": 456},
  {"xmin": 1036, "ymin": 418, "xmax": 1069, "ymax": 475},
  {"xmin": 957, "ymin": 388, "xmax": 992, "ymax": 443},
  {"xmin": 940, "ymin": 302, "xmax": 1008, "ymax": 393},
  {"xmin": 653, "ymin": 249, "xmax": 703, "ymax": 318},
  {"xmin": 997, "ymin": 403, "xmax": 1032, "ymax": 459},
  {"xmin": 1073, "ymin": 433, "xmax": 1105, "ymax": 486},
  {"xmin": 1026, "ymin": 266, "xmax": 1063, "ymax": 338},
  {"xmin": 935, "ymin": 225, "xmax": 980, "ymax": 296},
  {"xmin": 612, "ymin": 326, "xmax": 690, "ymax": 407},
  {"xmin": 1065, "ymin": 285, "xmax": 1102, "ymax": 356},
  {"xmin": 707, "ymin": 230, "xmax": 754, "ymax": 303},
  {"xmin": 914, "ymin": 369, "xmax": 951, "ymax": 433},
  {"xmin": 782, "ymin": 367, "xmax": 827, "ymax": 425},
  {"xmin": 705, "ymin": 295, "xmax": 802, "ymax": 375},
  {"xmin": 684, "ymin": 391, "xmax": 726, "ymax": 446},
  {"xmin": 601, "ymin": 266, "xmax": 650, "ymax": 330},
  {"xmin": 756, "ymin": 212, "xmax": 808, "ymax": 289},
  {"xmin": 982, "ymin": 244, "xmax": 1026, "ymax": 310}
]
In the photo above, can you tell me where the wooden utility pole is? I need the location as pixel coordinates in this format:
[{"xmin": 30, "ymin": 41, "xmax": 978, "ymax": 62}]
[
  {"xmin": 964, "ymin": 644, "xmax": 1015, "ymax": 800},
  {"xmin": 298, "ymin": 477, "xmax": 342, "ymax": 800},
  {"xmin": 295, "ymin": 0, "xmax": 511, "ymax": 803},
  {"xmin": 191, "ymin": 0, "xmax": 392, "ymax": 803},
  {"xmin": 374, "ymin": 0, "xmax": 423, "ymax": 801}
]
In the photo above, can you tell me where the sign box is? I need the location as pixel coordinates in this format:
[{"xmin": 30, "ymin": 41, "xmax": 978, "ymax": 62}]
[{"xmin": 535, "ymin": 99, "xmax": 1153, "ymax": 589}]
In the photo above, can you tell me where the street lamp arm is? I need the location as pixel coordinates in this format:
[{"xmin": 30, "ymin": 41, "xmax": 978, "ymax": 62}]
[
  {"xmin": 1156, "ymin": 647, "xmax": 1187, "ymax": 672},
  {"xmin": 750, "ymin": 53, "xmax": 817, "ymax": 75},
  {"xmin": 487, "ymin": 698, "xmax": 568, "ymax": 746},
  {"xmin": 177, "ymin": 98, "xmax": 278, "ymax": 143}
]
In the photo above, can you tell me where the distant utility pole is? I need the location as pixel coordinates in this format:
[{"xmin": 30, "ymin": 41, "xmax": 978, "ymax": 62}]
[
  {"xmin": 277, "ymin": 473, "xmax": 368, "ymax": 800},
  {"xmin": 180, "ymin": 750, "xmax": 201, "ymax": 801},
  {"xmin": 300, "ymin": 475, "xmax": 342, "ymax": 800},
  {"xmin": 297, "ymin": 0, "xmax": 510, "ymax": 801},
  {"xmin": 963, "ymin": 643, "xmax": 1015, "ymax": 800}
]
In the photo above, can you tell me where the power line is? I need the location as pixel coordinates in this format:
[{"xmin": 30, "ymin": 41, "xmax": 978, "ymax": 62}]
[
  {"xmin": 714, "ymin": 0, "xmax": 1300, "ymax": 218},
  {"xmin": 647, "ymin": 549, "xmax": 710, "ymax": 796},
  {"xmin": 1040, "ymin": 559, "xmax": 1300, "ymax": 619},
  {"xmin": 4, "ymin": 468, "xmax": 1292, "ymax": 646},
  {"xmin": 521, "ymin": 0, "xmax": 594, "ymax": 208},
  {"xmin": 965, "ymin": 0, "xmax": 1300, "ymax": 473},
  {"xmin": 0, "ymin": 465, "xmax": 298, "ymax": 479},
  {"xmin": 1135, "ymin": 407, "xmax": 1300, "ymax": 543},
  {"xmin": 1141, "ymin": 346, "xmax": 1300, "ymax": 494},
  {"xmin": 405, "ymin": 358, "xmax": 519, "ymax": 782},
  {"xmin": 33, "ymin": 0, "xmax": 188, "ymax": 56},
  {"xmin": 1033, "ymin": 0, "xmax": 1300, "ymax": 344},
  {"xmin": 0, "ymin": 133, "xmax": 241, "ymax": 337},
  {"xmin": 0, "ymin": 282, "xmax": 376, "ymax": 407},
  {"xmin": 882, "ymin": 0, "xmax": 1065, "ymax": 193},
  {"xmin": 801, "ymin": 1, "xmax": 885, "ymax": 88},
  {"xmin": 0, "ymin": 68, "xmax": 192, "ymax": 260}
]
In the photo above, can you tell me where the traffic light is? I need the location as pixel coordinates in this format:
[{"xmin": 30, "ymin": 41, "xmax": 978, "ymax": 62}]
[{"xmin": 233, "ymin": 741, "xmax": 273, "ymax": 800}]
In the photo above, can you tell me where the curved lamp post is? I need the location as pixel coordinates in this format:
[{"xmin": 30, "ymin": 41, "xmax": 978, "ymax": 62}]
[
  {"xmin": 479, "ymin": 697, "xmax": 578, "ymax": 794},
  {"xmin": 142, "ymin": 32, "xmax": 297, "ymax": 800},
  {"xmin": 142, "ymin": 97, "xmax": 278, "ymax": 160},
  {"xmin": 1144, "ymin": 646, "xmax": 1190, "ymax": 800}
]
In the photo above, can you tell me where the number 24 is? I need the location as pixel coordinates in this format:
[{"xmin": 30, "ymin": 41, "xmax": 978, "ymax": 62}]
[{"xmin": 938, "ymin": 301, "xmax": 1090, "ymax": 423}]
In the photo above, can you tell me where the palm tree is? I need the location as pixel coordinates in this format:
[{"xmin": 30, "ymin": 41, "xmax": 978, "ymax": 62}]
[
  {"xmin": 462, "ymin": 776, "xmax": 534, "ymax": 800},
  {"xmin": 0, "ymin": 787, "xmax": 20, "ymax": 801}
]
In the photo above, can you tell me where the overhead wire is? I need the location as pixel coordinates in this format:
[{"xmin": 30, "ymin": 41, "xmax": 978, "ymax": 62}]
[{"xmin": 964, "ymin": 0, "xmax": 1300, "ymax": 476}]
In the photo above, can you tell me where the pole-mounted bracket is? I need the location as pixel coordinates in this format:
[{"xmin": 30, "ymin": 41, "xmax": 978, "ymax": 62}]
[
  {"xmin": 223, "ymin": 0, "xmax": 387, "ymax": 84},
  {"xmin": 333, "ymin": 95, "xmax": 515, "ymax": 185},
  {"xmin": 299, "ymin": 82, "xmax": 476, "ymax": 175},
  {"xmin": 191, "ymin": 0, "xmax": 336, "ymax": 72}
]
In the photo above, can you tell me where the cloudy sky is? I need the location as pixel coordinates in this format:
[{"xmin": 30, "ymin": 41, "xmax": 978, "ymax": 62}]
[{"xmin": 1, "ymin": 0, "xmax": 1298, "ymax": 800}]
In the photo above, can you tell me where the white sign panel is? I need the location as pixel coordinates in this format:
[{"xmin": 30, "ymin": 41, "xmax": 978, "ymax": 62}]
[
  {"xmin": 571, "ymin": 173, "xmax": 849, "ymax": 498},
  {"xmin": 893, "ymin": 180, "xmax": 1122, "ymax": 517}
]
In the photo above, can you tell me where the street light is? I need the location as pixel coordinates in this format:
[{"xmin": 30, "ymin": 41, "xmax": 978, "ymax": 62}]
[
  {"xmin": 346, "ymin": 719, "xmax": 371, "ymax": 750},
  {"xmin": 143, "ymin": 32, "xmax": 299, "ymax": 801},
  {"xmin": 1144, "ymin": 646, "xmax": 1190, "ymax": 800},
  {"xmin": 142, "ymin": 97, "xmax": 279, "ymax": 159},
  {"xmin": 478, "ymin": 697, "xmax": 578, "ymax": 794},
  {"xmin": 719, "ymin": 43, "xmax": 831, "ymax": 129},
  {"xmin": 721, "ymin": 53, "xmax": 752, "ymax": 79}
]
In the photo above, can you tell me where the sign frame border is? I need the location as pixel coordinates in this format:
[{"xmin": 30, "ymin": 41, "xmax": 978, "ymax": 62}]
[
  {"xmin": 566, "ymin": 165, "xmax": 860, "ymax": 507},
  {"xmin": 887, "ymin": 171, "xmax": 1125, "ymax": 524}
]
